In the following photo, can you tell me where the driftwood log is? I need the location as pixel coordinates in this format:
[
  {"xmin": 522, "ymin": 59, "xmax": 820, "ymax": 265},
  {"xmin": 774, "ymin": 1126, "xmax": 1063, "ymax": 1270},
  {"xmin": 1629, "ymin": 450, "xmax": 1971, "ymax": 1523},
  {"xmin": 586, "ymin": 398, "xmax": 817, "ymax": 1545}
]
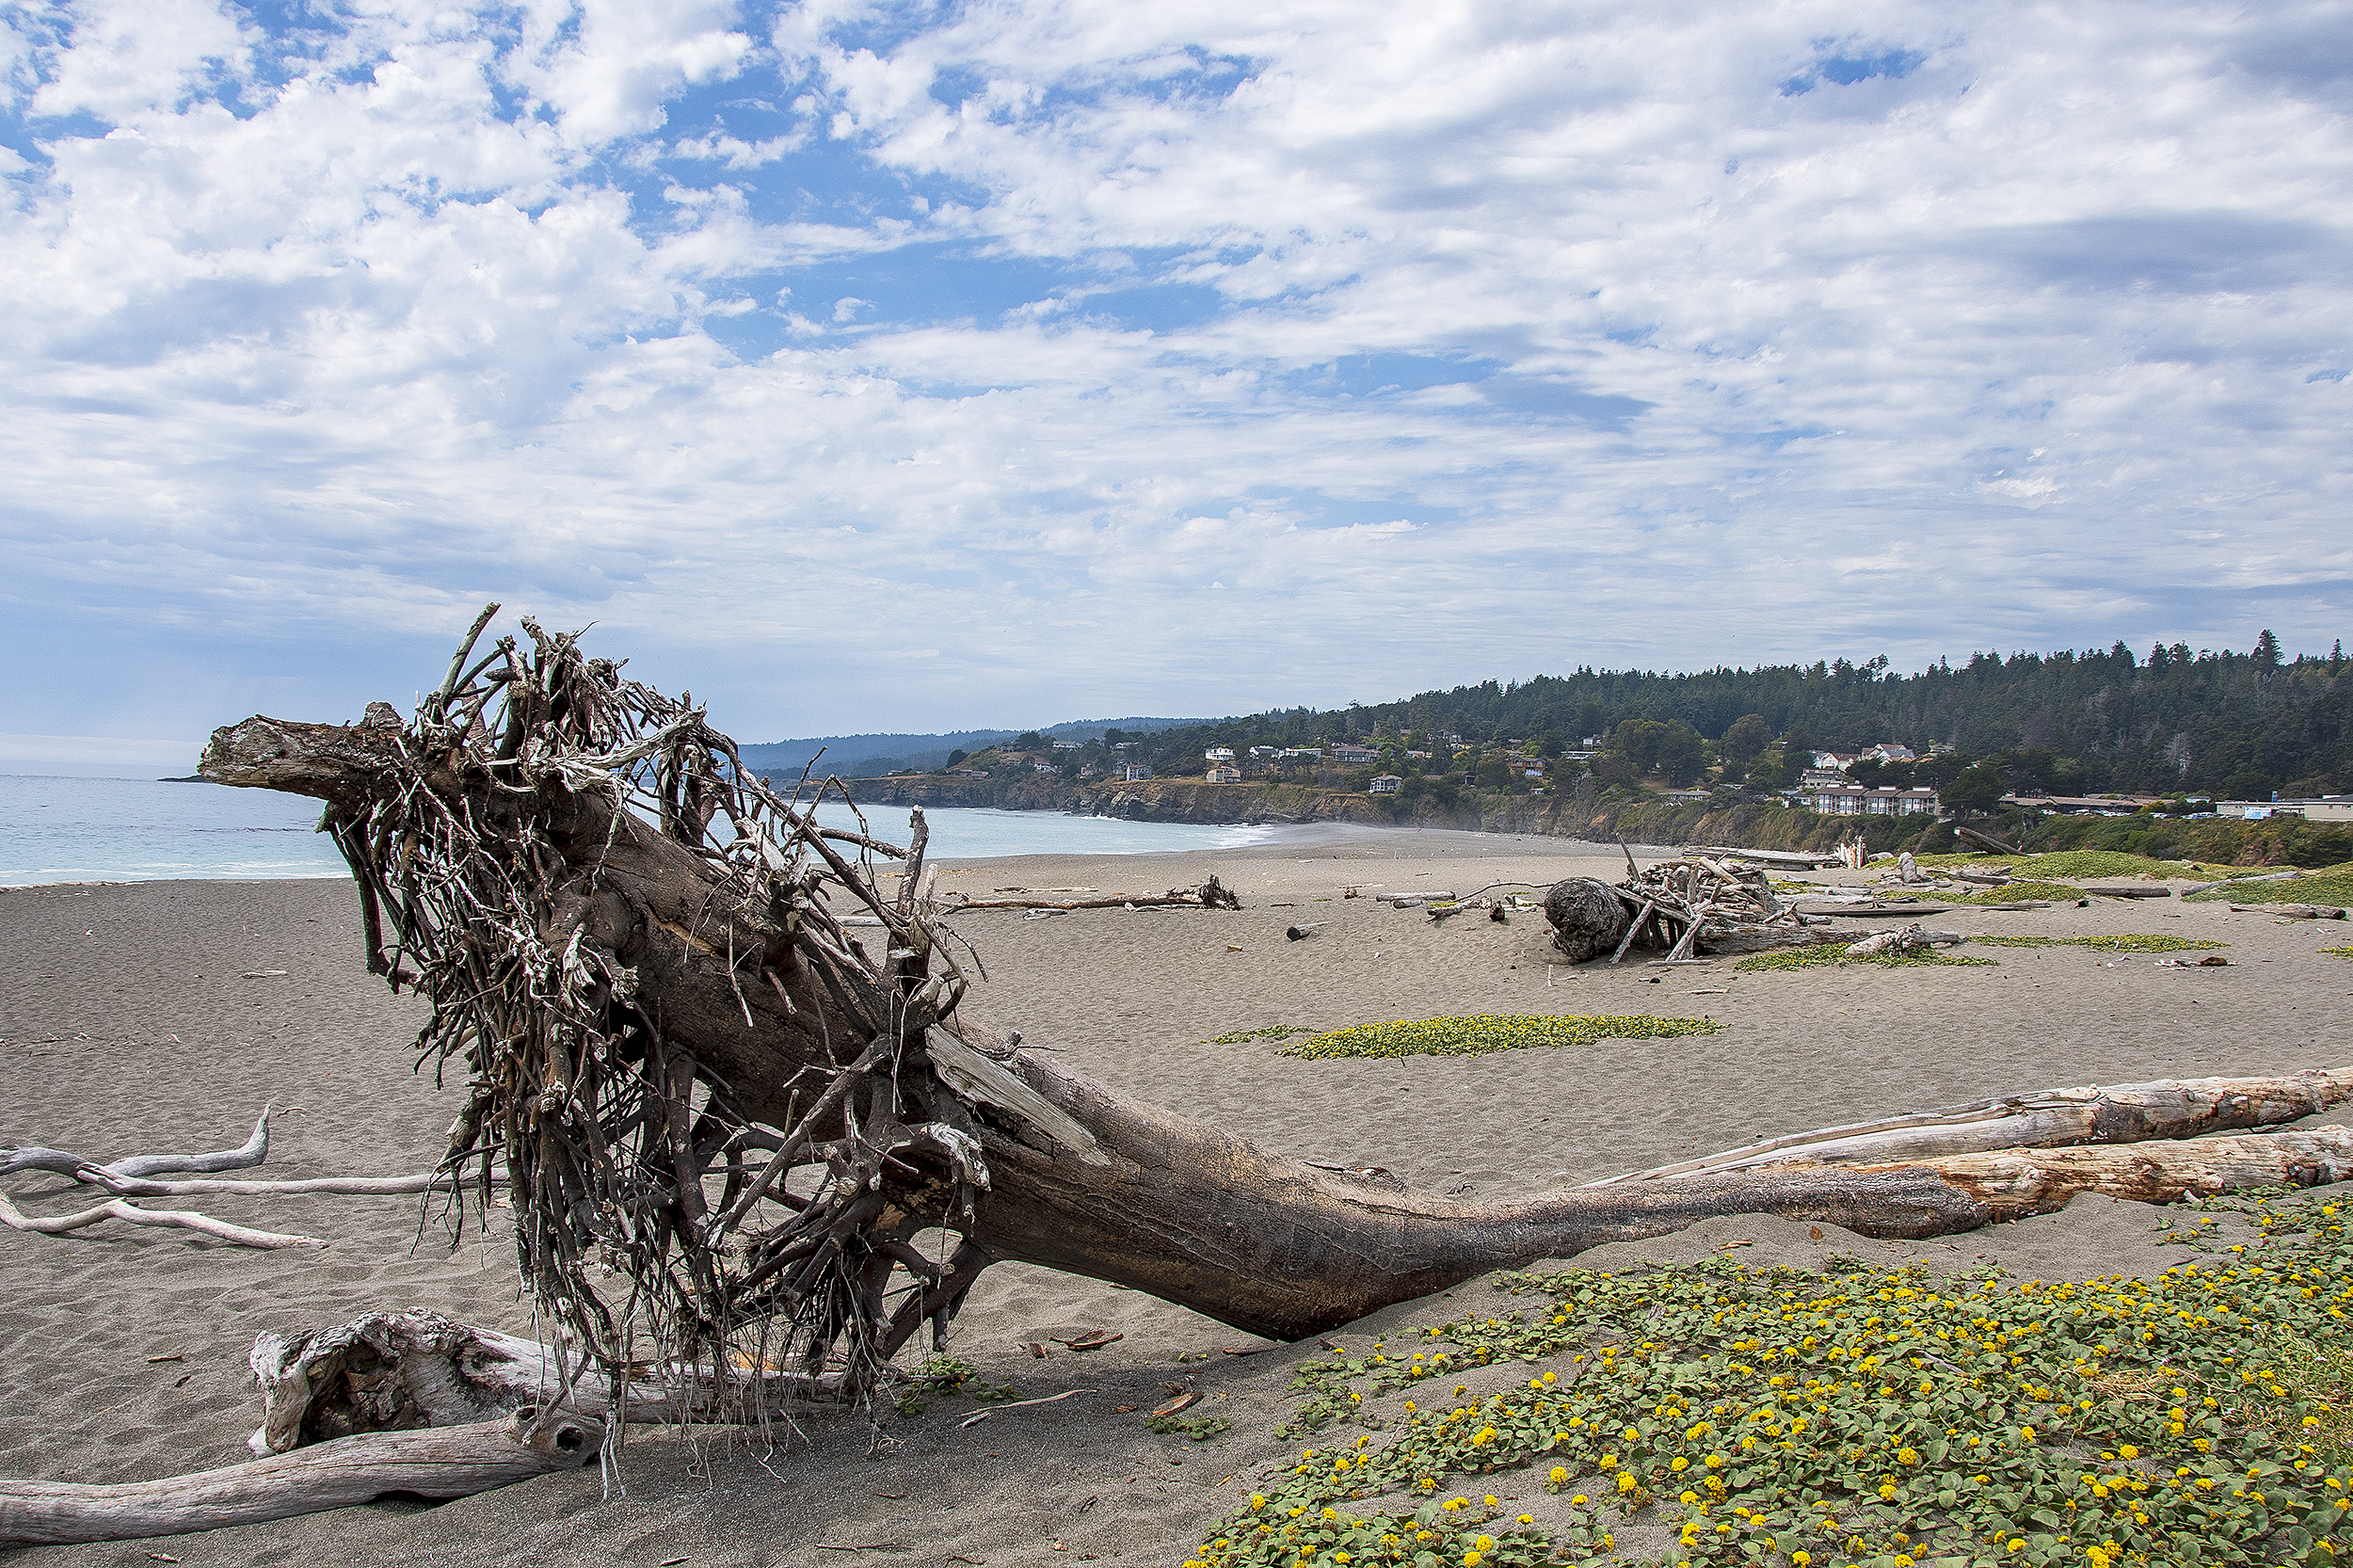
[
  {"xmin": 0, "ymin": 1411, "xmax": 595, "ymax": 1545},
  {"xmin": 936, "ymin": 878, "xmax": 1240, "ymax": 911},
  {"xmin": 181, "ymin": 611, "xmax": 2353, "ymax": 1392}
]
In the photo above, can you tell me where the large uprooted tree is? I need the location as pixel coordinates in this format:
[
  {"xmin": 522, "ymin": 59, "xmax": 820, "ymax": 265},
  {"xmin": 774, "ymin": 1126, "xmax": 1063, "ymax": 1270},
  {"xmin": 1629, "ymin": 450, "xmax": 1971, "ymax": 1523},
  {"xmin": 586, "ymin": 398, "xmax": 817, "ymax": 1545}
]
[{"xmin": 8, "ymin": 606, "xmax": 2353, "ymax": 1544}]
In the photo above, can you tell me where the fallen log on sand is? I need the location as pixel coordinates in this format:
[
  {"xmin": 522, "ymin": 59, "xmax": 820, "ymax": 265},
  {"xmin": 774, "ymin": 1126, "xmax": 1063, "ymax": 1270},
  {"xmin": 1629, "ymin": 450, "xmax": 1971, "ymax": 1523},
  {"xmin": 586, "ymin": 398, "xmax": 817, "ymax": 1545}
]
[
  {"xmin": 0, "ymin": 1410, "xmax": 595, "ymax": 1545},
  {"xmin": 11, "ymin": 606, "xmax": 2328, "ymax": 1543},
  {"xmin": 1590, "ymin": 1066, "xmax": 2353, "ymax": 1183}
]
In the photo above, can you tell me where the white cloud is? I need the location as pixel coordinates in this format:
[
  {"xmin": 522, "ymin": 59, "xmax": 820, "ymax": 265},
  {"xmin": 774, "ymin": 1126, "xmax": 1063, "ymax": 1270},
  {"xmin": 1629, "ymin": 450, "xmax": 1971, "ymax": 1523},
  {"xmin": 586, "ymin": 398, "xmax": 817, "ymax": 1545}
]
[{"xmin": 1, "ymin": 0, "xmax": 2348, "ymax": 745}]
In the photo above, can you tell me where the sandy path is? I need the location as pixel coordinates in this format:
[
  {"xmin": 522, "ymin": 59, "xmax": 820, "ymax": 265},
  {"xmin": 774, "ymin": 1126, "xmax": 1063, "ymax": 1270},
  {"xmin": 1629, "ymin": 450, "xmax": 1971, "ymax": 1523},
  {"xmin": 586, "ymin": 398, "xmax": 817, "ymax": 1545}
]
[{"xmin": 3, "ymin": 836, "xmax": 2348, "ymax": 1565}]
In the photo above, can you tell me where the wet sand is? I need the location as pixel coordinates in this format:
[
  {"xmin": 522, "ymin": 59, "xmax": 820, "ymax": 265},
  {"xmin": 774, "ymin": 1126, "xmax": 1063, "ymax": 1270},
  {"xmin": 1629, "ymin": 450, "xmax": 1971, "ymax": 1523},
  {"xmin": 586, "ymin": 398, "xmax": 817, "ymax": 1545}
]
[{"xmin": 5, "ymin": 831, "xmax": 2350, "ymax": 1565}]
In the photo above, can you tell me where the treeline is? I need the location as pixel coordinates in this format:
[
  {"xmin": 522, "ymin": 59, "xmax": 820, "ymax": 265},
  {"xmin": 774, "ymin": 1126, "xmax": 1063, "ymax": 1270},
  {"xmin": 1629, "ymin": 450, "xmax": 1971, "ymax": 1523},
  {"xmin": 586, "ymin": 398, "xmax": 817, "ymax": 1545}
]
[{"xmin": 1113, "ymin": 632, "xmax": 2351, "ymax": 799}]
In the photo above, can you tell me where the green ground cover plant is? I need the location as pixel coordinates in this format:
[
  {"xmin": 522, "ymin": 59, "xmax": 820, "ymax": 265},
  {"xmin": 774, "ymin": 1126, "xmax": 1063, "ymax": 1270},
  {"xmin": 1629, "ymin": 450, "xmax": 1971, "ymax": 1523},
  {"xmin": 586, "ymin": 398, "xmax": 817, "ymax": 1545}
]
[
  {"xmin": 1187, "ymin": 1192, "xmax": 2353, "ymax": 1568},
  {"xmin": 1963, "ymin": 935, "xmax": 2229, "ymax": 953},
  {"xmin": 1279, "ymin": 1015, "xmax": 1722, "ymax": 1062},
  {"xmin": 2185, "ymin": 867, "xmax": 2353, "ymax": 907},
  {"xmin": 1213, "ymin": 1025, "xmax": 1321, "ymax": 1044},
  {"xmin": 1735, "ymin": 947, "xmax": 1998, "ymax": 973}
]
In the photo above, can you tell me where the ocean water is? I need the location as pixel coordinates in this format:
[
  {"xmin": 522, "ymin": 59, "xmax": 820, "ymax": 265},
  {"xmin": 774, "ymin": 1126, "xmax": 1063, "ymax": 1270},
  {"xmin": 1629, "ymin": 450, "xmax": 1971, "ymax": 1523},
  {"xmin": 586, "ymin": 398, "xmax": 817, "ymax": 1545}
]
[{"xmin": 0, "ymin": 776, "xmax": 1283, "ymax": 887}]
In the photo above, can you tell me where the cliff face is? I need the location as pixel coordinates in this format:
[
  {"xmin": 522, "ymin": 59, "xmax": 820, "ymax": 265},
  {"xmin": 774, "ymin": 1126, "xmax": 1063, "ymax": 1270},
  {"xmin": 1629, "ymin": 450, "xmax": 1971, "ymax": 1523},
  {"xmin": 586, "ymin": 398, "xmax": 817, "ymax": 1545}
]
[
  {"xmin": 848, "ymin": 775, "xmax": 1393, "ymax": 826},
  {"xmin": 842, "ymin": 776, "xmax": 2353, "ymax": 866}
]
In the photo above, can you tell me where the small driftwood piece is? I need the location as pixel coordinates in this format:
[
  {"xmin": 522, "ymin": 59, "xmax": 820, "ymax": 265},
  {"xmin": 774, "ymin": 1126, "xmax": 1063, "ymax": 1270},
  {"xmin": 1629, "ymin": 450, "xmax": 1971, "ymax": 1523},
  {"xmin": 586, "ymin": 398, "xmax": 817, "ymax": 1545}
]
[
  {"xmin": 2182, "ymin": 869, "xmax": 2305, "ymax": 895},
  {"xmin": 2, "ymin": 1110, "xmax": 486, "ymax": 1246},
  {"xmin": 1956, "ymin": 824, "xmax": 2026, "ymax": 856},
  {"xmin": 1, "ymin": 1108, "xmax": 273, "ymax": 1179},
  {"xmin": 937, "ymin": 877, "xmax": 1241, "ymax": 912},
  {"xmin": 1841, "ymin": 923, "xmax": 1961, "ymax": 957},
  {"xmin": 247, "ymin": 1309, "xmax": 844, "ymax": 1455},
  {"xmin": 1689, "ymin": 845, "xmax": 1842, "ymax": 870},
  {"xmin": 0, "ymin": 1409, "xmax": 595, "ymax": 1545},
  {"xmin": 1589, "ymin": 1066, "xmax": 2353, "ymax": 1185},
  {"xmin": 0, "ymin": 1191, "xmax": 323, "ymax": 1249}
]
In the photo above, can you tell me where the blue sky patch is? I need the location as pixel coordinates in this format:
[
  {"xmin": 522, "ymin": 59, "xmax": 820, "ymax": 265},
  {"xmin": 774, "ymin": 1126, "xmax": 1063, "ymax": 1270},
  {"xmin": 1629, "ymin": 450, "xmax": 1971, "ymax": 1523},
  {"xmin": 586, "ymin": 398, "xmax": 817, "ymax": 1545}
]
[{"xmin": 1781, "ymin": 45, "xmax": 1928, "ymax": 96}]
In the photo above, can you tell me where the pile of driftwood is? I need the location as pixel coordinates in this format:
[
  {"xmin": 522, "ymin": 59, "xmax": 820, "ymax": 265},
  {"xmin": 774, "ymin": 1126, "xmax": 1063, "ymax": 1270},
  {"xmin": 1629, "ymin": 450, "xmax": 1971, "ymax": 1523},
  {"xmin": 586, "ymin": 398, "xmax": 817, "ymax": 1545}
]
[{"xmin": 1542, "ymin": 851, "xmax": 1821, "ymax": 963}]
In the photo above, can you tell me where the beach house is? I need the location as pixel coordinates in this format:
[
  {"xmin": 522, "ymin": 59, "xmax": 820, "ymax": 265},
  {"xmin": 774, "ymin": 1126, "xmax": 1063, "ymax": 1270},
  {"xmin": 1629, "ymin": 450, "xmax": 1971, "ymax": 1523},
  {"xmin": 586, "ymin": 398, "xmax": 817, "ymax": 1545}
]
[
  {"xmin": 1789, "ymin": 784, "xmax": 1941, "ymax": 816},
  {"xmin": 1207, "ymin": 762, "xmax": 1241, "ymax": 784},
  {"xmin": 1368, "ymin": 774, "xmax": 1402, "ymax": 794}
]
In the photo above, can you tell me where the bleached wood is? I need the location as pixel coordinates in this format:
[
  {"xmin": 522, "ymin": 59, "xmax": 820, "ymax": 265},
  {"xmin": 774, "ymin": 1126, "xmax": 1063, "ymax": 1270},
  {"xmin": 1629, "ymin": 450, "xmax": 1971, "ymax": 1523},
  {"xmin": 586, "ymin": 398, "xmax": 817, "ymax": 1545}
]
[
  {"xmin": 1589, "ymin": 1067, "xmax": 2353, "ymax": 1186},
  {"xmin": 0, "ymin": 1411, "xmax": 594, "ymax": 1544}
]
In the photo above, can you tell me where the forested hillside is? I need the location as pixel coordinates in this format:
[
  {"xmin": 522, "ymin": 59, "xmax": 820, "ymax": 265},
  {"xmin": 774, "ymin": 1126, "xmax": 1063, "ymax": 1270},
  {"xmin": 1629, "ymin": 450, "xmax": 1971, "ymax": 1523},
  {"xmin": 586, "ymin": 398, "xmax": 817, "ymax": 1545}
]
[{"xmin": 1114, "ymin": 633, "xmax": 2350, "ymax": 798}]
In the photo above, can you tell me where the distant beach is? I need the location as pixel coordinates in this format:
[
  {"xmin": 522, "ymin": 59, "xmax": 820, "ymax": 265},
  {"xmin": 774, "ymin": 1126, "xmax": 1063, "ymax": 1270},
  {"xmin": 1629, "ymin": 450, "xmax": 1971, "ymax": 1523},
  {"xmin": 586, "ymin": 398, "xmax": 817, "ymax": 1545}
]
[{"xmin": 0, "ymin": 776, "xmax": 1327, "ymax": 887}]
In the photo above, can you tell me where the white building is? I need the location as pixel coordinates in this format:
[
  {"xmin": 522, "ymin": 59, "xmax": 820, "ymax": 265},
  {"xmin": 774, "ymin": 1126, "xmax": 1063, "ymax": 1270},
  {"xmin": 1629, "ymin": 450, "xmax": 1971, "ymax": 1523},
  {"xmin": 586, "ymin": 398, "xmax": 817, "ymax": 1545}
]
[
  {"xmin": 1867, "ymin": 743, "xmax": 1917, "ymax": 763},
  {"xmin": 1207, "ymin": 762, "xmax": 1241, "ymax": 784},
  {"xmin": 1122, "ymin": 762, "xmax": 1154, "ymax": 781},
  {"xmin": 1331, "ymin": 744, "xmax": 1378, "ymax": 765},
  {"xmin": 1790, "ymin": 784, "xmax": 1940, "ymax": 816},
  {"xmin": 1205, "ymin": 745, "xmax": 1236, "ymax": 761},
  {"xmin": 2222, "ymin": 796, "xmax": 2353, "ymax": 822},
  {"xmin": 1368, "ymin": 774, "xmax": 1402, "ymax": 794}
]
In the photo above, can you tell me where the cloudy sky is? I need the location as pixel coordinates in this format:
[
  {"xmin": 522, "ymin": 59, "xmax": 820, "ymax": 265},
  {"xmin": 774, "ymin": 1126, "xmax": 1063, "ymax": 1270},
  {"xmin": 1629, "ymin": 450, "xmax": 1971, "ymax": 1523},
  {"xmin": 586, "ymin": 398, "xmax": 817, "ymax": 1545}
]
[{"xmin": 3, "ymin": 0, "xmax": 2347, "ymax": 769}]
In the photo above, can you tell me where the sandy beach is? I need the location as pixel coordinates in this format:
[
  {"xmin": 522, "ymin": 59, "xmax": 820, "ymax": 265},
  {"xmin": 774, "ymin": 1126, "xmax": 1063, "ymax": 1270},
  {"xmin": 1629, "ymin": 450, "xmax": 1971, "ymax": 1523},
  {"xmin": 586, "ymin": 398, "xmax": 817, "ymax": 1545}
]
[{"xmin": 6, "ymin": 827, "xmax": 2352, "ymax": 1566}]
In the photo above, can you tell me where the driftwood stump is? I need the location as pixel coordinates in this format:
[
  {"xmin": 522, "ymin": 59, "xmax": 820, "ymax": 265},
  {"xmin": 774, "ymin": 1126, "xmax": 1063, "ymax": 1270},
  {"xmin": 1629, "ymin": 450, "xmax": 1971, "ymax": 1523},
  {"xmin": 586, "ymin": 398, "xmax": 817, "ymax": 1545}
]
[{"xmin": 1541, "ymin": 876, "xmax": 1632, "ymax": 961}]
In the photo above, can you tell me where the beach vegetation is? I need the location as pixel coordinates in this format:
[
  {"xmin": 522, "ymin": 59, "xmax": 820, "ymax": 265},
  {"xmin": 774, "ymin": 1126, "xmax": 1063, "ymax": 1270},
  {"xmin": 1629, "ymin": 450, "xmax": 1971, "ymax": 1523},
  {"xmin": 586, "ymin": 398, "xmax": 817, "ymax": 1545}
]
[
  {"xmin": 1188, "ymin": 1192, "xmax": 2353, "ymax": 1568},
  {"xmin": 1964, "ymin": 935, "xmax": 2230, "ymax": 953},
  {"xmin": 1210, "ymin": 1025, "xmax": 1319, "ymax": 1044},
  {"xmin": 2322, "ymin": 946, "xmax": 2353, "ymax": 961},
  {"xmin": 1734, "ymin": 946, "xmax": 1998, "ymax": 972},
  {"xmin": 1278, "ymin": 1014, "xmax": 1721, "ymax": 1061},
  {"xmin": 2186, "ymin": 865, "xmax": 2353, "ymax": 907}
]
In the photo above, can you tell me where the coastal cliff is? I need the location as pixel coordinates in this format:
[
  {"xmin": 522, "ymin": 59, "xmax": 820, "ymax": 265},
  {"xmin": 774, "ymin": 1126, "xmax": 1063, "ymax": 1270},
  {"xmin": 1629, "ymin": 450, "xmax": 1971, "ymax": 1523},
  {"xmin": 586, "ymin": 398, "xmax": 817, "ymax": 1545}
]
[
  {"xmin": 843, "ymin": 774, "xmax": 2353, "ymax": 866},
  {"xmin": 846, "ymin": 775, "xmax": 1391, "ymax": 826}
]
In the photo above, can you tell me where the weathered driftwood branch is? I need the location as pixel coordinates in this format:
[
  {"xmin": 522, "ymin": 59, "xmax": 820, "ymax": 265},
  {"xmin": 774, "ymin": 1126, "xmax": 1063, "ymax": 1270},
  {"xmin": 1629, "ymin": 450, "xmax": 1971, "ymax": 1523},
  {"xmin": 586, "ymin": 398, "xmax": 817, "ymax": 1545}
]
[
  {"xmin": 191, "ymin": 611, "xmax": 2353, "ymax": 1370},
  {"xmin": 1853, "ymin": 1128, "xmax": 2353, "ymax": 1220},
  {"xmin": 1589, "ymin": 1067, "xmax": 2353, "ymax": 1185},
  {"xmin": 248, "ymin": 1308, "xmax": 842, "ymax": 1457},
  {"xmin": 0, "ymin": 1409, "xmax": 595, "ymax": 1545},
  {"xmin": 0, "ymin": 1191, "xmax": 324, "ymax": 1250},
  {"xmin": 2, "ymin": 1108, "xmax": 273, "ymax": 1179},
  {"xmin": 1, "ymin": 1109, "xmax": 503, "ymax": 1252}
]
